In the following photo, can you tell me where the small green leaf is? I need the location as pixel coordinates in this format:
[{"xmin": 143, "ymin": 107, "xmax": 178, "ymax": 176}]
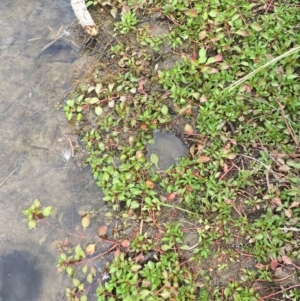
[
  {"xmin": 28, "ymin": 219, "xmax": 37, "ymax": 229},
  {"xmin": 81, "ymin": 215, "xmax": 90, "ymax": 230},
  {"xmin": 150, "ymin": 153, "xmax": 159, "ymax": 168},
  {"xmin": 87, "ymin": 272, "xmax": 94, "ymax": 284},
  {"xmin": 251, "ymin": 22, "xmax": 262, "ymax": 31},
  {"xmin": 161, "ymin": 244, "xmax": 171, "ymax": 251},
  {"xmin": 130, "ymin": 264, "xmax": 142, "ymax": 272},
  {"xmin": 180, "ymin": 245, "xmax": 191, "ymax": 250},
  {"xmin": 78, "ymin": 283, "xmax": 84, "ymax": 291},
  {"xmin": 95, "ymin": 106, "xmax": 103, "ymax": 116},
  {"xmin": 255, "ymin": 233, "xmax": 264, "ymax": 240},
  {"xmin": 95, "ymin": 83, "xmax": 102, "ymax": 95},
  {"xmin": 160, "ymin": 290, "xmax": 171, "ymax": 299},
  {"xmin": 161, "ymin": 105, "xmax": 168, "ymax": 116},
  {"xmin": 198, "ymin": 48, "xmax": 207, "ymax": 64},
  {"xmin": 42, "ymin": 206, "xmax": 52, "ymax": 217},
  {"xmin": 89, "ymin": 97, "xmax": 99, "ymax": 104},
  {"xmin": 206, "ymin": 57, "xmax": 216, "ymax": 64},
  {"xmin": 208, "ymin": 9, "xmax": 218, "ymax": 18},
  {"xmin": 80, "ymin": 295, "xmax": 88, "ymax": 301},
  {"xmin": 224, "ymin": 287, "xmax": 230, "ymax": 298},
  {"xmin": 82, "ymin": 264, "xmax": 88, "ymax": 274},
  {"xmin": 130, "ymin": 201, "xmax": 140, "ymax": 209},
  {"xmin": 73, "ymin": 278, "xmax": 81, "ymax": 287},
  {"xmin": 75, "ymin": 244, "xmax": 86, "ymax": 259},
  {"xmin": 32, "ymin": 199, "xmax": 41, "ymax": 209},
  {"xmin": 66, "ymin": 266, "xmax": 74, "ymax": 277}
]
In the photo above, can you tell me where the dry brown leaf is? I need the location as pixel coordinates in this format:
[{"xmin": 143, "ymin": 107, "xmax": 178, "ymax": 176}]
[
  {"xmin": 167, "ymin": 193, "xmax": 176, "ymax": 200},
  {"xmin": 81, "ymin": 215, "xmax": 90, "ymax": 230},
  {"xmin": 198, "ymin": 155, "xmax": 210, "ymax": 163},
  {"xmin": 290, "ymin": 201, "xmax": 300, "ymax": 208},
  {"xmin": 121, "ymin": 239, "xmax": 130, "ymax": 248},
  {"xmin": 190, "ymin": 144, "xmax": 195, "ymax": 158},
  {"xmin": 282, "ymin": 255, "xmax": 292, "ymax": 265},
  {"xmin": 97, "ymin": 225, "xmax": 108, "ymax": 237},
  {"xmin": 145, "ymin": 180, "xmax": 154, "ymax": 189},
  {"xmin": 135, "ymin": 253, "xmax": 145, "ymax": 263},
  {"xmin": 85, "ymin": 244, "xmax": 96, "ymax": 255},
  {"xmin": 278, "ymin": 165, "xmax": 290, "ymax": 172},
  {"xmin": 184, "ymin": 124, "xmax": 193, "ymax": 135},
  {"xmin": 114, "ymin": 248, "xmax": 121, "ymax": 257},
  {"xmin": 255, "ymin": 263, "xmax": 265, "ymax": 269},
  {"xmin": 270, "ymin": 259, "xmax": 278, "ymax": 271},
  {"xmin": 135, "ymin": 150, "xmax": 144, "ymax": 159},
  {"xmin": 226, "ymin": 153, "xmax": 237, "ymax": 160},
  {"xmin": 285, "ymin": 209, "xmax": 292, "ymax": 218},
  {"xmin": 271, "ymin": 197, "xmax": 282, "ymax": 206}
]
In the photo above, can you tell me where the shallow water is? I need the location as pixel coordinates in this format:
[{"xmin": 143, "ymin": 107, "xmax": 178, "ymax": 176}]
[
  {"xmin": 0, "ymin": 1, "xmax": 106, "ymax": 300},
  {"xmin": 147, "ymin": 131, "xmax": 187, "ymax": 170}
]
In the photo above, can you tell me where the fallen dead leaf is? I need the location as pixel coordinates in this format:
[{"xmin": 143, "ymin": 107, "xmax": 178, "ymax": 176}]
[{"xmin": 97, "ymin": 225, "xmax": 108, "ymax": 238}]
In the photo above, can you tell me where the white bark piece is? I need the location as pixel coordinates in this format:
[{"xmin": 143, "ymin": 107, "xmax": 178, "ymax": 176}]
[{"xmin": 71, "ymin": 0, "xmax": 98, "ymax": 36}]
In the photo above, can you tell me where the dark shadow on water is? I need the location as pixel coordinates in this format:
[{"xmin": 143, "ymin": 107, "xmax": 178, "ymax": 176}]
[{"xmin": 0, "ymin": 251, "xmax": 42, "ymax": 301}]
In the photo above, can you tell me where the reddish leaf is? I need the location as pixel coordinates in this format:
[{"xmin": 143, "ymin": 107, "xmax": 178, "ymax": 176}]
[
  {"xmin": 214, "ymin": 54, "xmax": 223, "ymax": 62},
  {"xmin": 97, "ymin": 225, "xmax": 108, "ymax": 237},
  {"xmin": 200, "ymin": 95, "xmax": 207, "ymax": 103},
  {"xmin": 167, "ymin": 193, "xmax": 176, "ymax": 200},
  {"xmin": 282, "ymin": 255, "xmax": 292, "ymax": 265},
  {"xmin": 285, "ymin": 209, "xmax": 292, "ymax": 218},
  {"xmin": 290, "ymin": 201, "xmax": 300, "ymax": 208},
  {"xmin": 137, "ymin": 78, "xmax": 147, "ymax": 94},
  {"xmin": 255, "ymin": 263, "xmax": 265, "ymax": 269},
  {"xmin": 135, "ymin": 253, "xmax": 145, "ymax": 263},
  {"xmin": 270, "ymin": 259, "xmax": 278, "ymax": 270},
  {"xmin": 198, "ymin": 155, "xmax": 210, "ymax": 163},
  {"xmin": 114, "ymin": 249, "xmax": 121, "ymax": 258},
  {"xmin": 146, "ymin": 181, "xmax": 154, "ymax": 189},
  {"xmin": 121, "ymin": 239, "xmax": 130, "ymax": 248}
]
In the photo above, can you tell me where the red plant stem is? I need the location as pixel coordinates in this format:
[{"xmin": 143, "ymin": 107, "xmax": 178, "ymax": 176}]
[{"xmin": 261, "ymin": 283, "xmax": 300, "ymax": 299}]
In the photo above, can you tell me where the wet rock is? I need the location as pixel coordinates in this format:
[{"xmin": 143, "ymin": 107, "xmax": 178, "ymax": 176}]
[{"xmin": 0, "ymin": 251, "xmax": 42, "ymax": 301}]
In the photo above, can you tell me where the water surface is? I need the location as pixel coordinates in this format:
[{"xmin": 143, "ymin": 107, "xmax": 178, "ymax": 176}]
[{"xmin": 0, "ymin": 1, "xmax": 105, "ymax": 300}]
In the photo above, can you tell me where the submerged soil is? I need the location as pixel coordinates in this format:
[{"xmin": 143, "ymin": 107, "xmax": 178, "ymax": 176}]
[{"xmin": 0, "ymin": 1, "xmax": 110, "ymax": 300}]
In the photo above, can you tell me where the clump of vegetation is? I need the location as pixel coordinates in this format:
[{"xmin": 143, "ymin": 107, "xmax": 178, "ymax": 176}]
[
  {"xmin": 22, "ymin": 199, "xmax": 52, "ymax": 229},
  {"xmin": 27, "ymin": 0, "xmax": 300, "ymax": 300}
]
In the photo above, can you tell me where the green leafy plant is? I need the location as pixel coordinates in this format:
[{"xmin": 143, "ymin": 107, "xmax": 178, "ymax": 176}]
[
  {"xmin": 22, "ymin": 199, "xmax": 52, "ymax": 229},
  {"xmin": 115, "ymin": 10, "xmax": 138, "ymax": 34}
]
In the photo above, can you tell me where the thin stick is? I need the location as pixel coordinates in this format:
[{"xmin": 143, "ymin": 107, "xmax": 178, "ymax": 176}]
[
  {"xmin": 261, "ymin": 283, "xmax": 300, "ymax": 299},
  {"xmin": 275, "ymin": 98, "xmax": 299, "ymax": 146},
  {"xmin": 226, "ymin": 46, "xmax": 300, "ymax": 92},
  {"xmin": 0, "ymin": 167, "xmax": 19, "ymax": 187},
  {"xmin": 241, "ymin": 154, "xmax": 271, "ymax": 190},
  {"xmin": 67, "ymin": 136, "xmax": 74, "ymax": 157},
  {"xmin": 279, "ymin": 227, "xmax": 300, "ymax": 232}
]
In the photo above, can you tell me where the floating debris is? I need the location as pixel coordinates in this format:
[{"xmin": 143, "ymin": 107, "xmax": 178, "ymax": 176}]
[{"xmin": 61, "ymin": 149, "xmax": 71, "ymax": 161}]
